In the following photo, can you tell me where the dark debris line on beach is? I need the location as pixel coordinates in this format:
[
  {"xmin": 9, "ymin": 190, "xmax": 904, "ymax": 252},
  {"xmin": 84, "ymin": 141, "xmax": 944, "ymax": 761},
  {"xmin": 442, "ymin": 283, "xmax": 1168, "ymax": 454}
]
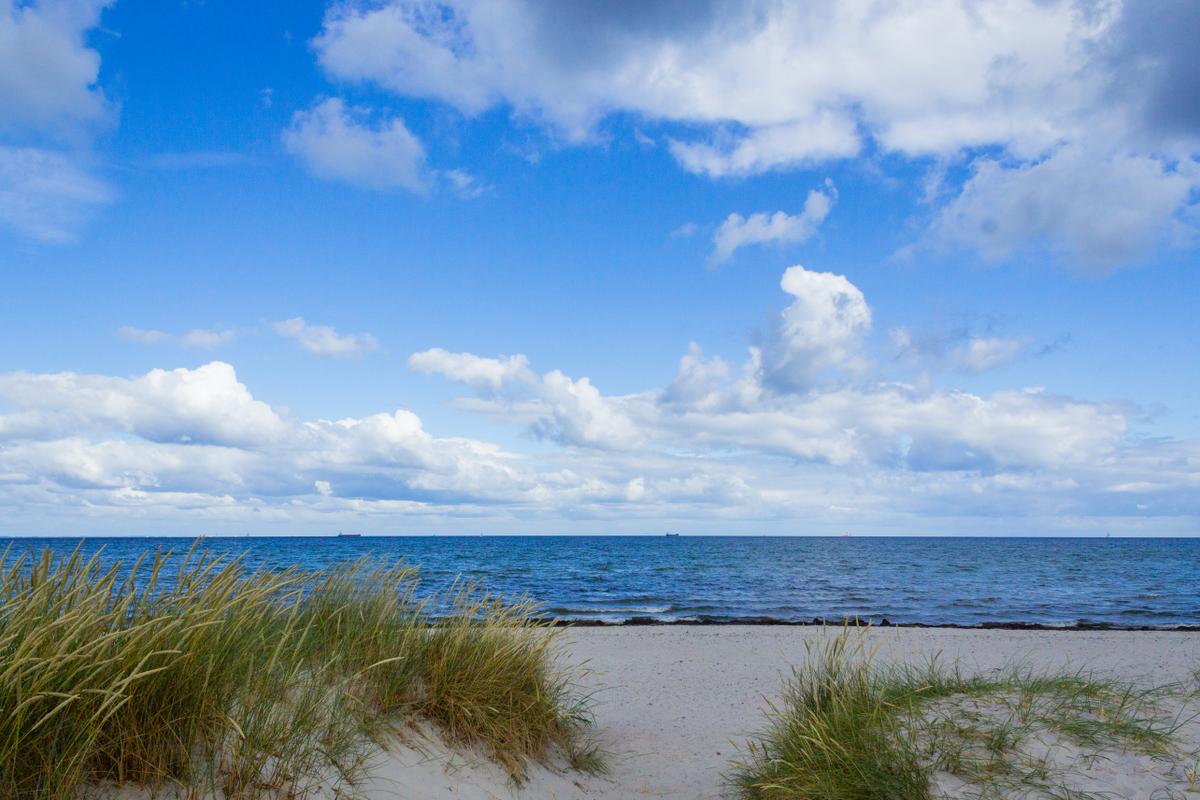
[{"xmin": 549, "ymin": 616, "xmax": 1200, "ymax": 632}]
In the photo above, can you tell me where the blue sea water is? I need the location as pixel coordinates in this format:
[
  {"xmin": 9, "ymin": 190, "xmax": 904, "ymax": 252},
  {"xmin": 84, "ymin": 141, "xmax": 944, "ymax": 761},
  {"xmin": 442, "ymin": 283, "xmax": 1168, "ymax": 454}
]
[{"xmin": 2, "ymin": 536, "xmax": 1197, "ymax": 628}]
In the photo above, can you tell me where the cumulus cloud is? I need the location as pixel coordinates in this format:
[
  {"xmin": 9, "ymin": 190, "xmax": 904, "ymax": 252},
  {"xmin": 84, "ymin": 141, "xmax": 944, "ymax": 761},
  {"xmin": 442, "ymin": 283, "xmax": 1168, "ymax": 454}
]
[
  {"xmin": 760, "ymin": 265, "xmax": 872, "ymax": 391},
  {"xmin": 118, "ymin": 326, "xmax": 236, "ymax": 349},
  {"xmin": 711, "ymin": 182, "xmax": 835, "ymax": 264},
  {"xmin": 283, "ymin": 98, "xmax": 428, "ymax": 192},
  {"xmin": 412, "ymin": 346, "xmax": 1127, "ymax": 473},
  {"xmin": 406, "ymin": 265, "xmax": 1132, "ymax": 476},
  {"xmin": 408, "ymin": 348, "xmax": 532, "ymax": 394},
  {"xmin": 0, "ymin": 362, "xmax": 689, "ymax": 531},
  {"xmin": 0, "ymin": 373, "xmax": 498, "ymax": 516},
  {"xmin": 274, "ymin": 317, "xmax": 380, "ymax": 358},
  {"xmin": 532, "ymin": 370, "xmax": 643, "ymax": 450},
  {"xmin": 0, "ymin": 312, "xmax": 1194, "ymax": 533},
  {"xmin": 0, "ymin": 362, "xmax": 286, "ymax": 447},
  {"xmin": 661, "ymin": 343, "xmax": 735, "ymax": 409},
  {"xmin": 308, "ymin": 0, "xmax": 1200, "ymax": 270}
]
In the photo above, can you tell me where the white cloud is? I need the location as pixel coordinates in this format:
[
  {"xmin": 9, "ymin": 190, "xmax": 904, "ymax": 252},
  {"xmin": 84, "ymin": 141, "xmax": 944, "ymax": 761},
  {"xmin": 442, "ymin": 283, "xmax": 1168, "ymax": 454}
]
[
  {"xmin": 532, "ymin": 370, "xmax": 643, "ymax": 450},
  {"xmin": 661, "ymin": 343, "xmax": 734, "ymax": 409},
  {"xmin": 312, "ymin": 1, "xmax": 1090, "ymax": 154},
  {"xmin": 406, "ymin": 266, "xmax": 1127, "ymax": 473},
  {"xmin": 0, "ymin": 0, "xmax": 112, "ymax": 137},
  {"xmin": 412, "ymin": 347, "xmax": 1129, "ymax": 474},
  {"xmin": 407, "ymin": 350, "xmax": 644, "ymax": 450},
  {"xmin": 117, "ymin": 326, "xmax": 169, "ymax": 345},
  {"xmin": 443, "ymin": 168, "xmax": 488, "ymax": 197},
  {"xmin": 274, "ymin": 317, "xmax": 380, "ymax": 358},
  {"xmin": 929, "ymin": 144, "xmax": 1199, "ymax": 271},
  {"xmin": 308, "ymin": 1, "xmax": 1200, "ymax": 271},
  {"xmin": 0, "ymin": 361, "xmax": 286, "ymax": 448},
  {"xmin": 314, "ymin": 3, "xmax": 499, "ymax": 121},
  {"xmin": 403, "ymin": 263, "xmax": 1123, "ymax": 474},
  {"xmin": 0, "ymin": 145, "xmax": 110, "ymax": 241},
  {"xmin": 408, "ymin": 348, "xmax": 532, "ymax": 394},
  {"xmin": 0, "ymin": 2, "xmax": 114, "ymax": 242},
  {"xmin": 946, "ymin": 337, "xmax": 1029, "ymax": 374},
  {"xmin": 761, "ymin": 264, "xmax": 872, "ymax": 391},
  {"xmin": 710, "ymin": 183, "xmax": 835, "ymax": 264},
  {"xmin": 890, "ymin": 328, "xmax": 1032, "ymax": 374},
  {"xmin": 670, "ymin": 222, "xmax": 698, "ymax": 239},
  {"xmin": 180, "ymin": 328, "xmax": 237, "ymax": 349},
  {"xmin": 283, "ymin": 98, "xmax": 428, "ymax": 192},
  {"xmin": 0, "ymin": 362, "xmax": 620, "ymax": 529},
  {"xmin": 0, "ymin": 342, "xmax": 1193, "ymax": 534},
  {"xmin": 670, "ymin": 114, "xmax": 861, "ymax": 178},
  {"xmin": 118, "ymin": 326, "xmax": 236, "ymax": 349}
]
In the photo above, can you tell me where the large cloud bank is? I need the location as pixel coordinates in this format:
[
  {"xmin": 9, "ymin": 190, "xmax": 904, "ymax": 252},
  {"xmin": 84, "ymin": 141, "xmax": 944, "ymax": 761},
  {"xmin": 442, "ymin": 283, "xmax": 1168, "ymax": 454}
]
[
  {"xmin": 310, "ymin": 0, "xmax": 1200, "ymax": 270},
  {"xmin": 3, "ymin": 266, "xmax": 1194, "ymax": 534}
]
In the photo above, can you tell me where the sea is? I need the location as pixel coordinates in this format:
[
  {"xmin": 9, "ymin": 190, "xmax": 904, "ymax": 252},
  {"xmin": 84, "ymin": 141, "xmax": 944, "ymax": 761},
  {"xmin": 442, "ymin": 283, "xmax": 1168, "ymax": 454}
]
[{"xmin": 2, "ymin": 536, "xmax": 1197, "ymax": 629}]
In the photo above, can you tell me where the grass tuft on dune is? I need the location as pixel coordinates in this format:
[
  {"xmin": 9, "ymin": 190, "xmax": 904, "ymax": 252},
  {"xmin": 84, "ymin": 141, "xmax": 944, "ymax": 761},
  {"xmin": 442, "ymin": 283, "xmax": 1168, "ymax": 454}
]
[
  {"xmin": 730, "ymin": 631, "xmax": 930, "ymax": 800},
  {"xmin": 0, "ymin": 544, "xmax": 599, "ymax": 799},
  {"xmin": 732, "ymin": 628, "xmax": 1194, "ymax": 800}
]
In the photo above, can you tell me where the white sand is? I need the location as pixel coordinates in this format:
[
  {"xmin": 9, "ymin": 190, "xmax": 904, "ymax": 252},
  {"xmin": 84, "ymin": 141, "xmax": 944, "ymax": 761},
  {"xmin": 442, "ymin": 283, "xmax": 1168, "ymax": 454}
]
[
  {"xmin": 105, "ymin": 627, "xmax": 1200, "ymax": 799},
  {"xmin": 352, "ymin": 627, "xmax": 1200, "ymax": 799},
  {"xmin": 550, "ymin": 626, "xmax": 1200, "ymax": 799}
]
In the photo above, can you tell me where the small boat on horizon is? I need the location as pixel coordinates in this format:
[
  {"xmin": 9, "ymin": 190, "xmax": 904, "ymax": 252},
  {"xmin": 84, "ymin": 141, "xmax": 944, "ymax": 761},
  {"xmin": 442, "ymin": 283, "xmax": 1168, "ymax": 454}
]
[
  {"xmin": 665, "ymin": 532, "xmax": 680, "ymax": 537},
  {"xmin": 336, "ymin": 532, "xmax": 363, "ymax": 538}
]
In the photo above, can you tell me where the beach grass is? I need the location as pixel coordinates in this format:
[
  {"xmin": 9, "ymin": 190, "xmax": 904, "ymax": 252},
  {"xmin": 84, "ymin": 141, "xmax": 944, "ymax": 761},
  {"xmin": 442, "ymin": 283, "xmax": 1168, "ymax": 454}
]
[
  {"xmin": 0, "ymin": 544, "xmax": 599, "ymax": 799},
  {"xmin": 731, "ymin": 628, "xmax": 1193, "ymax": 800}
]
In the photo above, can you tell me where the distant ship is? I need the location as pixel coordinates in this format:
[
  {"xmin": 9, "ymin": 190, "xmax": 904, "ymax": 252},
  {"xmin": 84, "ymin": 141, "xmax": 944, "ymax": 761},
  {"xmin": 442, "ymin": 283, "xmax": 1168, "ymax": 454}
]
[
  {"xmin": 336, "ymin": 532, "xmax": 363, "ymax": 538},
  {"xmin": 665, "ymin": 532, "xmax": 680, "ymax": 537}
]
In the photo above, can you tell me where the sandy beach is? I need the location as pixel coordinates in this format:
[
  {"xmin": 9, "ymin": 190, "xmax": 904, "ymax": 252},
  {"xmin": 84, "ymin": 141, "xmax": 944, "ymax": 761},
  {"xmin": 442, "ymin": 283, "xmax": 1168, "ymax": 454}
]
[
  {"xmin": 9, "ymin": 1, "xmax": 1199, "ymax": 798},
  {"xmin": 332, "ymin": 626, "xmax": 1200, "ymax": 799}
]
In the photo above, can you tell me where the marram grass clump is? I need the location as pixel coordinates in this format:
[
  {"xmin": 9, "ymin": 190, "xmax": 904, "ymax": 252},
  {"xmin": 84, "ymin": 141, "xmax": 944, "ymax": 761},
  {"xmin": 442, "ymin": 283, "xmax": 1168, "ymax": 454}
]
[
  {"xmin": 731, "ymin": 628, "xmax": 1193, "ymax": 800},
  {"xmin": 0, "ymin": 544, "xmax": 600, "ymax": 799},
  {"xmin": 729, "ymin": 631, "xmax": 930, "ymax": 800}
]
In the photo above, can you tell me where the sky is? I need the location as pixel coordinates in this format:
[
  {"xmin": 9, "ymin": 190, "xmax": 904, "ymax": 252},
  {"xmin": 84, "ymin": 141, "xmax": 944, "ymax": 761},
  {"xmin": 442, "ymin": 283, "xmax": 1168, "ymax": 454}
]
[{"xmin": 0, "ymin": 0, "xmax": 1197, "ymax": 537}]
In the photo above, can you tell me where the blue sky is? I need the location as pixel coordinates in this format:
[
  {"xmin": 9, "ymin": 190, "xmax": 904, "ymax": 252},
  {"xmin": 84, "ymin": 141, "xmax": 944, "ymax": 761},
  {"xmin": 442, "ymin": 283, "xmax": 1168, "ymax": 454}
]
[{"xmin": 1, "ymin": 0, "xmax": 1197, "ymax": 536}]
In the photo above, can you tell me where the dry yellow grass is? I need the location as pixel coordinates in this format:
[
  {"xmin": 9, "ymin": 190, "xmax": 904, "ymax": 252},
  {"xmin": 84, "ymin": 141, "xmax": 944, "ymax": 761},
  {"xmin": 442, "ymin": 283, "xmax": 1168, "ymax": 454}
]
[{"xmin": 0, "ymin": 544, "xmax": 599, "ymax": 799}]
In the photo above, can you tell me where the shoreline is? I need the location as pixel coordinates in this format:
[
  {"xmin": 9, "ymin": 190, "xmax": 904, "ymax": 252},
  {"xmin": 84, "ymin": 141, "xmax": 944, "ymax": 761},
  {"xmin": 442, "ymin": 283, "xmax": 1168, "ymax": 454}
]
[
  {"xmin": 13, "ymin": 537, "xmax": 1198, "ymax": 634},
  {"xmin": 553, "ymin": 616, "xmax": 1200, "ymax": 631}
]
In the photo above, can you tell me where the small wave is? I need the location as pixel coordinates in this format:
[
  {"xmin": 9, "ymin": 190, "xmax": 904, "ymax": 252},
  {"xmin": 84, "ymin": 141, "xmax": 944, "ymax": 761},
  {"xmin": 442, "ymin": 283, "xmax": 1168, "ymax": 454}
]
[{"xmin": 548, "ymin": 604, "xmax": 673, "ymax": 615}]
